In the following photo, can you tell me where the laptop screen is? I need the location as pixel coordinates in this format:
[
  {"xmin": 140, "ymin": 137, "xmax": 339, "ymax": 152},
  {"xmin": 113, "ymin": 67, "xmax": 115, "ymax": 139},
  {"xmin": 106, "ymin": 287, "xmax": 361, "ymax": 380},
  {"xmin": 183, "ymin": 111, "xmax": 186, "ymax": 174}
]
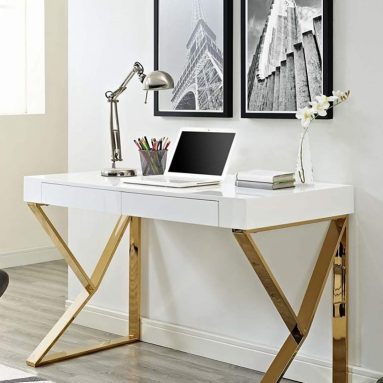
[{"xmin": 168, "ymin": 131, "xmax": 235, "ymax": 176}]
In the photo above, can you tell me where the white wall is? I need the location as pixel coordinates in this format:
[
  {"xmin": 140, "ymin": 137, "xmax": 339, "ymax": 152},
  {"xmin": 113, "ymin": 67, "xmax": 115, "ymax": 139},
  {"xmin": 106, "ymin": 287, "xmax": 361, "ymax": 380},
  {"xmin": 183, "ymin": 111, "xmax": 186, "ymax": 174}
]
[
  {"xmin": 0, "ymin": 0, "xmax": 68, "ymax": 268},
  {"xmin": 68, "ymin": 0, "xmax": 383, "ymax": 381}
]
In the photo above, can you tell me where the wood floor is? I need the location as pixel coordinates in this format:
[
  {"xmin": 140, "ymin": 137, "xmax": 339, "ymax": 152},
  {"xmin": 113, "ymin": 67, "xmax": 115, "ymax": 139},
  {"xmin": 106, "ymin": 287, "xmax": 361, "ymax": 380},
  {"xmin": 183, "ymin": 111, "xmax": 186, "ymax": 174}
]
[{"xmin": 0, "ymin": 261, "xmax": 294, "ymax": 383}]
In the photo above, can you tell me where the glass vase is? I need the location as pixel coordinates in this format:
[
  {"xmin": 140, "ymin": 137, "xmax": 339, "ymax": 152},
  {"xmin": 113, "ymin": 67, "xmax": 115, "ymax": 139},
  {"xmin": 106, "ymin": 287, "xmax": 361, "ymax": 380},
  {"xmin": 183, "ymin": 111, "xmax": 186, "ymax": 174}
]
[{"xmin": 295, "ymin": 129, "xmax": 314, "ymax": 184}]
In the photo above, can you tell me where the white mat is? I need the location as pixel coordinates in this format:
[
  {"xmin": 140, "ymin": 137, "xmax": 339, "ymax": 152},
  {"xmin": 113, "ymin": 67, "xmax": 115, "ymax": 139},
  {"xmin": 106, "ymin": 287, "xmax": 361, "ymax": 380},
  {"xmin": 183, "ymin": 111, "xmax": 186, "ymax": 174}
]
[{"xmin": 0, "ymin": 364, "xmax": 54, "ymax": 382}]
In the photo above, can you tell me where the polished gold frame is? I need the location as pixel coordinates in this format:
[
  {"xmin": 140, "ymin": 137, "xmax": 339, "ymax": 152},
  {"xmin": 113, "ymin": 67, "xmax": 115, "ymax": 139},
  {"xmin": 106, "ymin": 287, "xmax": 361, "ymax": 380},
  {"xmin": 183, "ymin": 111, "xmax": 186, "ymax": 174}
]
[
  {"xmin": 27, "ymin": 203, "xmax": 348, "ymax": 382},
  {"xmin": 26, "ymin": 203, "xmax": 141, "ymax": 367},
  {"xmin": 234, "ymin": 217, "xmax": 348, "ymax": 383}
]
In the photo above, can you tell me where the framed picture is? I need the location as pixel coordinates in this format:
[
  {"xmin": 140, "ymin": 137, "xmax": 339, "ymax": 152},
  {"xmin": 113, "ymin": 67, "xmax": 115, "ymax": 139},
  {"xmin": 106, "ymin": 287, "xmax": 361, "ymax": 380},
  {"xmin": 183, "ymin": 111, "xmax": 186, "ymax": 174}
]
[
  {"xmin": 241, "ymin": 0, "xmax": 333, "ymax": 119},
  {"xmin": 154, "ymin": 0, "xmax": 233, "ymax": 118}
]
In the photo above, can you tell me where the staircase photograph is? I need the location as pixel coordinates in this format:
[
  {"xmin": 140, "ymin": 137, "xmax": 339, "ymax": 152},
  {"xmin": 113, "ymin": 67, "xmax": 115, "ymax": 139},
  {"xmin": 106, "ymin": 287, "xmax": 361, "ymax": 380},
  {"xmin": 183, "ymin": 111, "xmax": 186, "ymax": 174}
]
[{"xmin": 242, "ymin": 0, "xmax": 330, "ymax": 117}]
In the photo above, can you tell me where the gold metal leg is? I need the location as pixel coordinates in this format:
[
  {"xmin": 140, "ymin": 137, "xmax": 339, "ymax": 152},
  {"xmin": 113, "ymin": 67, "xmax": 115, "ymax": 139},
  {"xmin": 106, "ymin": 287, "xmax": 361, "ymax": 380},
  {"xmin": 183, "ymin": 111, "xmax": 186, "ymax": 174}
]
[
  {"xmin": 233, "ymin": 218, "xmax": 348, "ymax": 383},
  {"xmin": 26, "ymin": 204, "xmax": 140, "ymax": 367},
  {"xmin": 233, "ymin": 230, "xmax": 303, "ymax": 340},
  {"xmin": 129, "ymin": 217, "xmax": 141, "ymax": 339},
  {"xmin": 333, "ymin": 220, "xmax": 348, "ymax": 382},
  {"xmin": 27, "ymin": 203, "xmax": 95, "ymax": 293}
]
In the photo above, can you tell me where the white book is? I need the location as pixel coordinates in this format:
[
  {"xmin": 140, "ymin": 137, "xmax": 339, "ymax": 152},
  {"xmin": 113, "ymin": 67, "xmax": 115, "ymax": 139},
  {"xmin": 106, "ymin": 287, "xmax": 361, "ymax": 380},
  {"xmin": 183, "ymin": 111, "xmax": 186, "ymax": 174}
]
[
  {"xmin": 235, "ymin": 180, "xmax": 295, "ymax": 190},
  {"xmin": 236, "ymin": 169, "xmax": 295, "ymax": 184}
]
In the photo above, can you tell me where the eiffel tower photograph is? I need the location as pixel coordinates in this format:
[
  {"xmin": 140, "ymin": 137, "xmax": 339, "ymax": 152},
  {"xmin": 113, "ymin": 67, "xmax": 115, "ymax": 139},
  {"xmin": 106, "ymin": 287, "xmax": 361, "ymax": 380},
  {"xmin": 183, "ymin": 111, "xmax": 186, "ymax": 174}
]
[
  {"xmin": 242, "ymin": 0, "xmax": 331, "ymax": 118},
  {"xmin": 155, "ymin": 0, "xmax": 232, "ymax": 117}
]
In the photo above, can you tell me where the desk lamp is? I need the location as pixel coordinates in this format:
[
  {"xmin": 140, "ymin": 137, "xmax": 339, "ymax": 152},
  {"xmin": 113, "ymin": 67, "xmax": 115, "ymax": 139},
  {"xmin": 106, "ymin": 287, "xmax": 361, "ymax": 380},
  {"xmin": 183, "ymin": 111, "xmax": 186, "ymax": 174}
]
[{"xmin": 101, "ymin": 62, "xmax": 174, "ymax": 177}]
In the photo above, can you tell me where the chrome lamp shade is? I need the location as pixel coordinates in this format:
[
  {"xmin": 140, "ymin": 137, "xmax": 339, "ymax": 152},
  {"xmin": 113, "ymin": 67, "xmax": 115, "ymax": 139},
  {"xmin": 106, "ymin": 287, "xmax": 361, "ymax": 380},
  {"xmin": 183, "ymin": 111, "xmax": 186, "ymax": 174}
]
[{"xmin": 143, "ymin": 71, "xmax": 174, "ymax": 91}]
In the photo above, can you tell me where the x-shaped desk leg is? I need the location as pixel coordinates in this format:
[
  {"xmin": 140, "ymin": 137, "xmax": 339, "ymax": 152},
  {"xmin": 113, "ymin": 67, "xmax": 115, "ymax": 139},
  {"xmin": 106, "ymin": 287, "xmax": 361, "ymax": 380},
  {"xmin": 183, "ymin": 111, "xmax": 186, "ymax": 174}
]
[
  {"xmin": 26, "ymin": 203, "xmax": 142, "ymax": 367},
  {"xmin": 27, "ymin": 202, "xmax": 348, "ymax": 381},
  {"xmin": 234, "ymin": 218, "xmax": 348, "ymax": 383}
]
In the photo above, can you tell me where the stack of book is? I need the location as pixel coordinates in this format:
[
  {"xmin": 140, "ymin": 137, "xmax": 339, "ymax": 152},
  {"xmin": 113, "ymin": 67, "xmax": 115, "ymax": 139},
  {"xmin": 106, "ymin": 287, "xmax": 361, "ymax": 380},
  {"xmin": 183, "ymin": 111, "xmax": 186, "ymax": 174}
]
[{"xmin": 236, "ymin": 170, "xmax": 295, "ymax": 190}]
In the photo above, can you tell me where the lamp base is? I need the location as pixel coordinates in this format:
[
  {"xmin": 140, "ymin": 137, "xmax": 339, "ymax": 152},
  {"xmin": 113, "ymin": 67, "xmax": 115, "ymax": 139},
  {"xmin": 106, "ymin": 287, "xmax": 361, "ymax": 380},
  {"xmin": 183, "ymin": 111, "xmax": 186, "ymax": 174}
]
[{"xmin": 101, "ymin": 168, "xmax": 137, "ymax": 177}]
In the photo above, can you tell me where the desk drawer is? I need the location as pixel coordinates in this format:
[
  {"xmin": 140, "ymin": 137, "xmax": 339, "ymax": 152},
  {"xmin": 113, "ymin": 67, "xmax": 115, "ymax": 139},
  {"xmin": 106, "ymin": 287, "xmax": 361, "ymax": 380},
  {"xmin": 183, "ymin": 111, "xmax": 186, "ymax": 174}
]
[
  {"xmin": 41, "ymin": 183, "xmax": 121, "ymax": 214},
  {"xmin": 122, "ymin": 192, "xmax": 219, "ymax": 226}
]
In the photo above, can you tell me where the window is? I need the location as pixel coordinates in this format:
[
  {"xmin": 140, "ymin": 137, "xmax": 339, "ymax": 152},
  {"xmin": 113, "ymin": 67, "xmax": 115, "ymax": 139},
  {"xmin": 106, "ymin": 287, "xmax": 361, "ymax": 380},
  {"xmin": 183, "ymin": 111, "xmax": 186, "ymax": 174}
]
[{"xmin": 0, "ymin": 0, "xmax": 45, "ymax": 115}]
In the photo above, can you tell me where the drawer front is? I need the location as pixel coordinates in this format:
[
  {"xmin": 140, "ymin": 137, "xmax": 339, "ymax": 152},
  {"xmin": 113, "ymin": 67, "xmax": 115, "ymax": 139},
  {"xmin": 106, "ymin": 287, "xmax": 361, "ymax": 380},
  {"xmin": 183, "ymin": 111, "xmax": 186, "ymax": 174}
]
[
  {"xmin": 41, "ymin": 183, "xmax": 121, "ymax": 214},
  {"xmin": 122, "ymin": 192, "xmax": 219, "ymax": 226}
]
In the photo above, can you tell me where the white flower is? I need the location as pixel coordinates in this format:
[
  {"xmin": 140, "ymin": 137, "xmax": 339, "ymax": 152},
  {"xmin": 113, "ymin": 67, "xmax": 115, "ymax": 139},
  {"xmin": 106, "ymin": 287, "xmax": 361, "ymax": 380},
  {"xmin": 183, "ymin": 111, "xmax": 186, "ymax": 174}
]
[
  {"xmin": 315, "ymin": 95, "xmax": 334, "ymax": 107},
  {"xmin": 310, "ymin": 100, "xmax": 329, "ymax": 117},
  {"xmin": 332, "ymin": 90, "xmax": 350, "ymax": 102},
  {"xmin": 296, "ymin": 107, "xmax": 314, "ymax": 128}
]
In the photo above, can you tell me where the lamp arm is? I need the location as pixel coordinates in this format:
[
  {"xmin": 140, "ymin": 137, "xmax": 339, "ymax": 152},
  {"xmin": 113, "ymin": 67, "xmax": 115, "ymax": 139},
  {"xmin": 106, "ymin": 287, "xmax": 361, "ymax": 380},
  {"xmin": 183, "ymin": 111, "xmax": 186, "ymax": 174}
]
[{"xmin": 105, "ymin": 62, "xmax": 146, "ymax": 166}]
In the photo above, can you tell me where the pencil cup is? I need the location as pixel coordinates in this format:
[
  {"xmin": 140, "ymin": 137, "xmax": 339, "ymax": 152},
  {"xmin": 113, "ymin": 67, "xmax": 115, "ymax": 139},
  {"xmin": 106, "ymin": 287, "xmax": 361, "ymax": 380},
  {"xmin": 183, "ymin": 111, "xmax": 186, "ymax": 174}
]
[{"xmin": 139, "ymin": 150, "xmax": 167, "ymax": 176}]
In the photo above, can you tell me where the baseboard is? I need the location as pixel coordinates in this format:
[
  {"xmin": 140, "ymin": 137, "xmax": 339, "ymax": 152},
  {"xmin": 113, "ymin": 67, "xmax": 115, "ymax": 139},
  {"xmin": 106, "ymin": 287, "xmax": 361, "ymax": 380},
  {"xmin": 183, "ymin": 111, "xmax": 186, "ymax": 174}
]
[
  {"xmin": 66, "ymin": 301, "xmax": 382, "ymax": 383},
  {"xmin": 0, "ymin": 246, "xmax": 61, "ymax": 269},
  {"xmin": 67, "ymin": 301, "xmax": 130, "ymax": 336}
]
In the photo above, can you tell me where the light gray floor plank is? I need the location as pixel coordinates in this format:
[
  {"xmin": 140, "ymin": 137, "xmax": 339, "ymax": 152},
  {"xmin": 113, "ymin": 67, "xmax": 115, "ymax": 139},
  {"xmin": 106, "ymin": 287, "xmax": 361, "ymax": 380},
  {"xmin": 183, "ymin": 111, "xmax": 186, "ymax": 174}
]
[{"xmin": 0, "ymin": 261, "xmax": 295, "ymax": 383}]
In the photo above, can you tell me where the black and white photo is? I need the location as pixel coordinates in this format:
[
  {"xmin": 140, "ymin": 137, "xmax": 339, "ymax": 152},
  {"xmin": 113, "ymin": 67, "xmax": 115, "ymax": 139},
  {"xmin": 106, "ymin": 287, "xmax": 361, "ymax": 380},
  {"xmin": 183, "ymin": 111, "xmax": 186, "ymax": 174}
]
[
  {"xmin": 241, "ymin": 0, "xmax": 332, "ymax": 118},
  {"xmin": 155, "ymin": 0, "xmax": 233, "ymax": 117}
]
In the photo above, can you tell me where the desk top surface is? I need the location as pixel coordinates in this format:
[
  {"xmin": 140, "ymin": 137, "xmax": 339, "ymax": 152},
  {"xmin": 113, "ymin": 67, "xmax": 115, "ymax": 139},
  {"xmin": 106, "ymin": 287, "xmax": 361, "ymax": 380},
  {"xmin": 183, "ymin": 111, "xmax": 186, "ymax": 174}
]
[
  {"xmin": 24, "ymin": 171, "xmax": 351, "ymax": 201},
  {"xmin": 24, "ymin": 172, "xmax": 354, "ymax": 229}
]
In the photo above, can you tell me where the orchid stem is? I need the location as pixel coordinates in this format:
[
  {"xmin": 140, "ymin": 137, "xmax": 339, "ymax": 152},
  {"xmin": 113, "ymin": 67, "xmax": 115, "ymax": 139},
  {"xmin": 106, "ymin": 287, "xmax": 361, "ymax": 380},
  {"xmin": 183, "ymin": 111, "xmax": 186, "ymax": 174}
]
[
  {"xmin": 298, "ymin": 127, "xmax": 309, "ymax": 183},
  {"xmin": 298, "ymin": 97, "xmax": 348, "ymax": 184}
]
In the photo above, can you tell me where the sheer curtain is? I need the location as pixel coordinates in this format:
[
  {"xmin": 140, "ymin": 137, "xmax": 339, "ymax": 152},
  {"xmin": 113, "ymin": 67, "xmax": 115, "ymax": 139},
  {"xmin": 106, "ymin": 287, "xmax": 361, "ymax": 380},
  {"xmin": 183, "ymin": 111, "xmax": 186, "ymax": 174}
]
[{"xmin": 0, "ymin": 0, "xmax": 45, "ymax": 115}]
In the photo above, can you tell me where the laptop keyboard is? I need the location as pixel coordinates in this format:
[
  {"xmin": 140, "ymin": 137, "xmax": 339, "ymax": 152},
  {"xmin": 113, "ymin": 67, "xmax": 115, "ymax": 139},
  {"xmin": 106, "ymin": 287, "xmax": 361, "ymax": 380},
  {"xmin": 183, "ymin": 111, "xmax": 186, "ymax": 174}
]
[{"xmin": 145, "ymin": 176, "xmax": 207, "ymax": 183}]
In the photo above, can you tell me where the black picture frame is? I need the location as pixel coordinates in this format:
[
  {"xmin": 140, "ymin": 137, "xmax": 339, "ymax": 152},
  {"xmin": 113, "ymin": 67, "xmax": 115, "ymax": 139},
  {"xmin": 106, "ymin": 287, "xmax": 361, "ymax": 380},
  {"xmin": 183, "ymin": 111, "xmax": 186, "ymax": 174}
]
[
  {"xmin": 241, "ymin": 0, "xmax": 333, "ymax": 119},
  {"xmin": 154, "ymin": 0, "xmax": 233, "ymax": 118}
]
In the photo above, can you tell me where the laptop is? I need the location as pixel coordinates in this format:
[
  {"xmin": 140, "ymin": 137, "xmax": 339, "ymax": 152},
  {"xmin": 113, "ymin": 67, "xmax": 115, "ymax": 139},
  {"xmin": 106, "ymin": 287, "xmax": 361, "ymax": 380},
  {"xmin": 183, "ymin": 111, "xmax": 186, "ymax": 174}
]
[{"xmin": 124, "ymin": 128, "xmax": 236, "ymax": 188}]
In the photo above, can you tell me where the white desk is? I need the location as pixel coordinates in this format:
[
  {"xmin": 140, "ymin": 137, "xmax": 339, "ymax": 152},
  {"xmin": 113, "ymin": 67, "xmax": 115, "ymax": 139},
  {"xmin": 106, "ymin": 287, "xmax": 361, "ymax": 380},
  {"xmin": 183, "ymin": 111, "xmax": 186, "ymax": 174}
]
[{"xmin": 24, "ymin": 172, "xmax": 354, "ymax": 383}]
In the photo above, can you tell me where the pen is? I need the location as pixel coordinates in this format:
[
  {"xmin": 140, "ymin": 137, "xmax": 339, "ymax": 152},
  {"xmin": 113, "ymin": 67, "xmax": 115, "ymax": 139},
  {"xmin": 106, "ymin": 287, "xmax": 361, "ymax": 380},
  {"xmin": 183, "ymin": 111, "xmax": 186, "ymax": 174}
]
[
  {"xmin": 134, "ymin": 140, "xmax": 141, "ymax": 150},
  {"xmin": 144, "ymin": 136, "xmax": 151, "ymax": 150},
  {"xmin": 139, "ymin": 138, "xmax": 147, "ymax": 150}
]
